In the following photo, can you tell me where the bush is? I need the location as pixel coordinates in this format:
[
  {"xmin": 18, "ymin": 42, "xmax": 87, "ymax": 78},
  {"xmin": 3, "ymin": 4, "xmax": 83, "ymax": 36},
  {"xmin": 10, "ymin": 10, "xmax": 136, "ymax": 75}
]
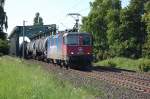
[
  {"xmin": 0, "ymin": 53, "xmax": 3, "ymax": 57},
  {"xmin": 95, "ymin": 50, "xmax": 112, "ymax": 61},
  {"xmin": 102, "ymin": 51, "xmax": 112, "ymax": 60},
  {"xmin": 0, "ymin": 32, "xmax": 7, "ymax": 40},
  {"xmin": 138, "ymin": 60, "xmax": 150, "ymax": 72},
  {"xmin": 0, "ymin": 39, "xmax": 9, "ymax": 55}
]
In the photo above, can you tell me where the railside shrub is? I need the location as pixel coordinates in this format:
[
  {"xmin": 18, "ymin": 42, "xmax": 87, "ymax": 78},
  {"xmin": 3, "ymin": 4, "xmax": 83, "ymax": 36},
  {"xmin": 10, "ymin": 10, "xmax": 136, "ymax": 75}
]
[
  {"xmin": 0, "ymin": 39, "xmax": 9, "ymax": 55},
  {"xmin": 138, "ymin": 60, "xmax": 150, "ymax": 72}
]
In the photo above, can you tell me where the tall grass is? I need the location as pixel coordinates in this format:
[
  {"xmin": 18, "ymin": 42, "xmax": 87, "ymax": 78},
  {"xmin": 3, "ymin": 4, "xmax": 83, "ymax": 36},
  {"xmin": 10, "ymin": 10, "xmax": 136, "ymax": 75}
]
[
  {"xmin": 0, "ymin": 56, "xmax": 94, "ymax": 99},
  {"xmin": 95, "ymin": 57, "xmax": 150, "ymax": 72}
]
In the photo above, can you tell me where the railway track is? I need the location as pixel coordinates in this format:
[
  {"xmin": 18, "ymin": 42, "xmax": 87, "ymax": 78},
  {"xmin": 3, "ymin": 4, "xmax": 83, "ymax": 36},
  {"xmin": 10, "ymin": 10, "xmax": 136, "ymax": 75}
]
[
  {"xmin": 64, "ymin": 68, "xmax": 150, "ymax": 94},
  {"xmin": 91, "ymin": 71, "xmax": 150, "ymax": 94},
  {"xmin": 26, "ymin": 59, "xmax": 150, "ymax": 95}
]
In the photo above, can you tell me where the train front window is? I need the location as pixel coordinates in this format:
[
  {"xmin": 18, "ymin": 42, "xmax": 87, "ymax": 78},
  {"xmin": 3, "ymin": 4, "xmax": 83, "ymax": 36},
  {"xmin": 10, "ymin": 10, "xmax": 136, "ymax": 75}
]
[
  {"xmin": 64, "ymin": 35, "xmax": 79, "ymax": 45},
  {"xmin": 82, "ymin": 34, "xmax": 91, "ymax": 45}
]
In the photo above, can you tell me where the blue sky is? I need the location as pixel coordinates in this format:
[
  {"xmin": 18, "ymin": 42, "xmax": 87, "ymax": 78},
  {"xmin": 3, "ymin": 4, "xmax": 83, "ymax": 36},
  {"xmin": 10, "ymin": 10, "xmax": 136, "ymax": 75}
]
[{"xmin": 5, "ymin": 0, "xmax": 130, "ymax": 35}]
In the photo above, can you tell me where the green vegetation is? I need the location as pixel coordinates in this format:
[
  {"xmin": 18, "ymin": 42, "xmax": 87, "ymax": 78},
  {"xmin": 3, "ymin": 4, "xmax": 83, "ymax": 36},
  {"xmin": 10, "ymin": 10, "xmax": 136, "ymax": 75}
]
[
  {"xmin": 138, "ymin": 59, "xmax": 150, "ymax": 72},
  {"xmin": 0, "ymin": 0, "xmax": 9, "ymax": 56},
  {"xmin": 81, "ymin": 0, "xmax": 150, "ymax": 72},
  {"xmin": 33, "ymin": 12, "xmax": 43, "ymax": 25},
  {"xmin": 0, "ymin": 56, "xmax": 95, "ymax": 99},
  {"xmin": 0, "ymin": 0, "xmax": 8, "ymax": 31},
  {"xmin": 81, "ymin": 0, "xmax": 150, "ymax": 59},
  {"xmin": 0, "ymin": 38, "xmax": 9, "ymax": 56},
  {"xmin": 95, "ymin": 57, "xmax": 150, "ymax": 72},
  {"xmin": 142, "ymin": 1, "xmax": 150, "ymax": 58}
]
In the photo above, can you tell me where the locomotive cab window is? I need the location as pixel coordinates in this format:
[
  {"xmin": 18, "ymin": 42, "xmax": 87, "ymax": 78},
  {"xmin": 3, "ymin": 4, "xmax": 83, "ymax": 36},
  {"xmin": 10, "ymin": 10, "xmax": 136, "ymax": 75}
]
[
  {"xmin": 81, "ymin": 34, "xmax": 91, "ymax": 45},
  {"xmin": 64, "ymin": 34, "xmax": 79, "ymax": 45}
]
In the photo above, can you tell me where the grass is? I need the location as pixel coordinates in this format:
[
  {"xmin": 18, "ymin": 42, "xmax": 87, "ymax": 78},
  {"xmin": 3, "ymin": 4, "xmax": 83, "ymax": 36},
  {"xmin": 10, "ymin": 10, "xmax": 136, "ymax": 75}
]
[
  {"xmin": 0, "ymin": 56, "xmax": 95, "ymax": 99},
  {"xmin": 94, "ymin": 57, "xmax": 150, "ymax": 72}
]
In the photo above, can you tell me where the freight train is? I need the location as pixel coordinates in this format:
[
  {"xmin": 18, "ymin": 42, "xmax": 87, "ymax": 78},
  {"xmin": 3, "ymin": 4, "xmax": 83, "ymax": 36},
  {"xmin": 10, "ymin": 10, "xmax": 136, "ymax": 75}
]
[{"xmin": 22, "ymin": 32, "xmax": 93, "ymax": 69}]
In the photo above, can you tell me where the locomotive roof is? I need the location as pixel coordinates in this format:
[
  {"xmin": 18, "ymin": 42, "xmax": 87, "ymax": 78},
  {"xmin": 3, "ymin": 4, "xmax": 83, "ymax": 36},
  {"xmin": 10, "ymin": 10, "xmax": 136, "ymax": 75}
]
[
  {"xmin": 67, "ymin": 32, "xmax": 90, "ymax": 34},
  {"xmin": 49, "ymin": 32, "xmax": 91, "ymax": 38},
  {"xmin": 63, "ymin": 32, "xmax": 90, "ymax": 36}
]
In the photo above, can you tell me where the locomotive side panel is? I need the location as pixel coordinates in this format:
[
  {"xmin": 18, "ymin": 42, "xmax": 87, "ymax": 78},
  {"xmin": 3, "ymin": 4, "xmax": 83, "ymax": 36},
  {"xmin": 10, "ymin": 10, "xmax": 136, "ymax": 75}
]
[
  {"xmin": 57, "ymin": 34, "xmax": 63, "ymax": 60},
  {"xmin": 47, "ymin": 36, "xmax": 51, "ymax": 59}
]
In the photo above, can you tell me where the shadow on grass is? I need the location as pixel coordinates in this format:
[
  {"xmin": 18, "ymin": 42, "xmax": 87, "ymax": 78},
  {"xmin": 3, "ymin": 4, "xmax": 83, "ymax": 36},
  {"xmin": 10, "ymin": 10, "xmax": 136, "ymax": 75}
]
[
  {"xmin": 92, "ymin": 65, "xmax": 136, "ymax": 73},
  {"xmin": 69, "ymin": 63, "xmax": 136, "ymax": 73}
]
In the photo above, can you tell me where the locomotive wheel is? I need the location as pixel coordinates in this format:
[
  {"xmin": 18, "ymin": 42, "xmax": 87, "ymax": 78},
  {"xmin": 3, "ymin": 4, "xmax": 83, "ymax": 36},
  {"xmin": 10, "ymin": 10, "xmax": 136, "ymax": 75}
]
[
  {"xmin": 58, "ymin": 60, "xmax": 63, "ymax": 68},
  {"xmin": 64, "ymin": 61, "xmax": 70, "ymax": 70},
  {"xmin": 51, "ymin": 59, "xmax": 54, "ymax": 64},
  {"xmin": 46, "ymin": 59, "xmax": 50, "ymax": 64},
  {"xmin": 35, "ymin": 56, "xmax": 37, "ymax": 60},
  {"xmin": 61, "ymin": 61, "xmax": 66, "ymax": 68},
  {"xmin": 56, "ymin": 60, "xmax": 61, "ymax": 65}
]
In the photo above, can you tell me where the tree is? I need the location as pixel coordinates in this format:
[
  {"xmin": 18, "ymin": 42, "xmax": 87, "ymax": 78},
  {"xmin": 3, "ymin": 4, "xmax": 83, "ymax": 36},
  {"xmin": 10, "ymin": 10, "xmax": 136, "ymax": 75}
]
[
  {"xmin": 105, "ymin": 0, "xmax": 121, "ymax": 57},
  {"xmin": 118, "ymin": 0, "xmax": 147, "ymax": 58},
  {"xmin": 33, "ymin": 12, "xmax": 43, "ymax": 26},
  {"xmin": 81, "ymin": 0, "xmax": 149, "ymax": 59},
  {"xmin": 81, "ymin": 0, "xmax": 121, "ymax": 59},
  {"xmin": 0, "ymin": 0, "xmax": 9, "ymax": 55},
  {"xmin": 0, "ymin": 38, "xmax": 9, "ymax": 56},
  {"xmin": 0, "ymin": 0, "xmax": 8, "ymax": 32},
  {"xmin": 142, "ymin": 1, "xmax": 150, "ymax": 58}
]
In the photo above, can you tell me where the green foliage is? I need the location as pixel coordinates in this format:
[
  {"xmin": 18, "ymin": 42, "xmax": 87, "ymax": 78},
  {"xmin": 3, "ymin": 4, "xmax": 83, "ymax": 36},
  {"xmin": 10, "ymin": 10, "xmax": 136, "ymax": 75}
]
[
  {"xmin": 0, "ymin": 0, "xmax": 8, "ymax": 31},
  {"xmin": 118, "ymin": 0, "xmax": 146, "ymax": 58},
  {"xmin": 97, "ymin": 50, "xmax": 112, "ymax": 60},
  {"xmin": 0, "ymin": 39, "xmax": 9, "ymax": 55},
  {"xmin": 142, "ymin": 35, "xmax": 150, "ymax": 58},
  {"xmin": 142, "ymin": 1, "xmax": 150, "ymax": 58},
  {"xmin": 33, "ymin": 12, "xmax": 44, "ymax": 26},
  {"xmin": 0, "ymin": 0, "xmax": 8, "ymax": 56},
  {"xmin": 81, "ymin": 0, "xmax": 150, "ymax": 59},
  {"xmin": 0, "ymin": 32, "xmax": 7, "ymax": 40},
  {"xmin": 95, "ymin": 57, "xmax": 150, "ymax": 72},
  {"xmin": 138, "ymin": 59, "xmax": 150, "ymax": 72},
  {"xmin": 101, "ymin": 59, "xmax": 117, "ymax": 68},
  {"xmin": 81, "ymin": 0, "xmax": 122, "ymax": 60},
  {"xmin": 0, "ymin": 56, "xmax": 94, "ymax": 99}
]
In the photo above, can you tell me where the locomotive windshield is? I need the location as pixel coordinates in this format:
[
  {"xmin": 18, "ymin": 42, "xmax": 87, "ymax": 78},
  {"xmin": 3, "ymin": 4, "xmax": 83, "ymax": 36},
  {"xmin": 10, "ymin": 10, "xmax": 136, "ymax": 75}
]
[
  {"xmin": 64, "ymin": 35, "xmax": 79, "ymax": 45},
  {"xmin": 64, "ymin": 33, "xmax": 91, "ymax": 45},
  {"xmin": 81, "ymin": 34, "xmax": 91, "ymax": 45}
]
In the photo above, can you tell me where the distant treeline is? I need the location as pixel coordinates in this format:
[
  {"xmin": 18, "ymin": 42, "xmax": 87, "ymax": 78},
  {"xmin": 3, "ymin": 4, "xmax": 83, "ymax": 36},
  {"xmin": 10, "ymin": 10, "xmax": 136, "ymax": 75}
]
[{"xmin": 81, "ymin": 0, "xmax": 150, "ymax": 60}]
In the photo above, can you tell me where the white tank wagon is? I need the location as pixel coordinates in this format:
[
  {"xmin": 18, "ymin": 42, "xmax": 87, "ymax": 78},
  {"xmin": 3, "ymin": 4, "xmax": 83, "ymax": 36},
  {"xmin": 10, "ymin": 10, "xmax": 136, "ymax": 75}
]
[
  {"xmin": 27, "ymin": 41, "xmax": 36, "ymax": 53},
  {"xmin": 33, "ymin": 37, "xmax": 49, "ymax": 60},
  {"xmin": 28, "ymin": 37, "xmax": 49, "ymax": 60},
  {"xmin": 34, "ymin": 39, "xmax": 41, "ymax": 52},
  {"xmin": 38, "ymin": 37, "xmax": 49, "ymax": 53},
  {"xmin": 26, "ymin": 40, "xmax": 36, "ymax": 58}
]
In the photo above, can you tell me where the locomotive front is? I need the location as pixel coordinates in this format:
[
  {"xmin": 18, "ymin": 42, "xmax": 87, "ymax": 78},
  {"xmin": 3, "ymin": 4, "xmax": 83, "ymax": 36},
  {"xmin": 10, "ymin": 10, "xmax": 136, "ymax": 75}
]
[{"xmin": 63, "ymin": 32, "xmax": 93, "ymax": 66}]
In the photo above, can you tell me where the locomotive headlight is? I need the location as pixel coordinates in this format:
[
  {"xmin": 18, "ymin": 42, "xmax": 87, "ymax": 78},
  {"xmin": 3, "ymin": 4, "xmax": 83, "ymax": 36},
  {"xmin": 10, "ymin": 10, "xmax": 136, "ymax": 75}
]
[
  {"xmin": 87, "ymin": 52, "xmax": 90, "ymax": 55},
  {"xmin": 71, "ymin": 52, "xmax": 74, "ymax": 55}
]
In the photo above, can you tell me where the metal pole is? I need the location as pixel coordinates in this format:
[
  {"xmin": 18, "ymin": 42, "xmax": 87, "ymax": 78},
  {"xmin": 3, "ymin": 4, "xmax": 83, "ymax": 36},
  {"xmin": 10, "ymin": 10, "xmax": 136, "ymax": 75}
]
[{"xmin": 22, "ymin": 20, "xmax": 26, "ymax": 58}]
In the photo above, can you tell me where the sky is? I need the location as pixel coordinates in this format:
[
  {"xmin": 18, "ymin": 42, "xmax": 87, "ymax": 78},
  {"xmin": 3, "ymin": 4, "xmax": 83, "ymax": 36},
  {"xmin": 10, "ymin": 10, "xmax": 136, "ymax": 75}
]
[{"xmin": 4, "ymin": 0, "xmax": 130, "ymax": 35}]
